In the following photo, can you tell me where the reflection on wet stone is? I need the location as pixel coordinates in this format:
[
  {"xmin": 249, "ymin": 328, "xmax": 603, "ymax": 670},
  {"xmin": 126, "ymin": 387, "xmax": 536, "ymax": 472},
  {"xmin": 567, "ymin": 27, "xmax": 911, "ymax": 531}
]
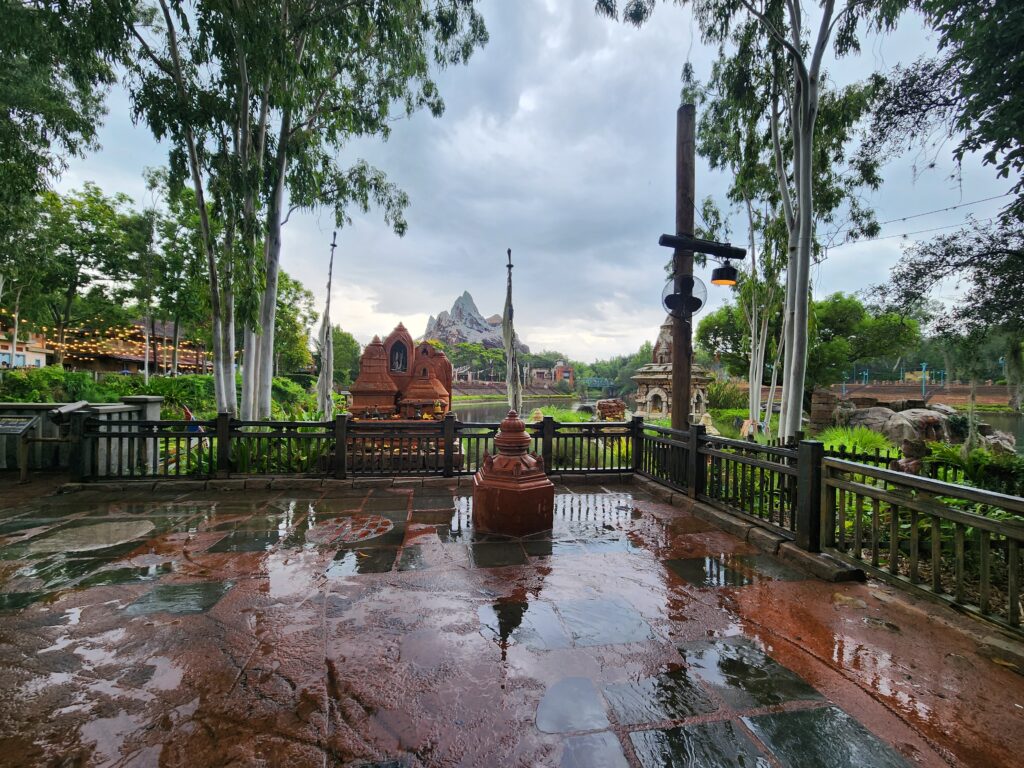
[
  {"xmin": 396, "ymin": 545, "xmax": 430, "ymax": 571},
  {"xmin": 328, "ymin": 548, "xmax": 398, "ymax": 576},
  {"xmin": 125, "ymin": 581, "xmax": 233, "ymax": 615},
  {"xmin": 478, "ymin": 600, "xmax": 571, "ymax": 651},
  {"xmin": 206, "ymin": 531, "xmax": 282, "ymax": 552},
  {"xmin": 466, "ymin": 542, "xmax": 528, "ymax": 568},
  {"xmin": 679, "ymin": 637, "xmax": 823, "ymax": 709},
  {"xmin": 629, "ymin": 722, "xmax": 770, "ymax": 768},
  {"xmin": 557, "ymin": 598, "xmax": 652, "ymax": 646},
  {"xmin": 536, "ymin": 677, "xmax": 610, "ymax": 733},
  {"xmin": 561, "ymin": 731, "xmax": 630, "ymax": 768},
  {"xmin": 664, "ymin": 555, "xmax": 755, "ymax": 587},
  {"xmin": 77, "ymin": 562, "xmax": 176, "ymax": 588},
  {"xmin": 603, "ymin": 666, "xmax": 718, "ymax": 725},
  {"xmin": 25, "ymin": 520, "xmax": 156, "ymax": 554},
  {"xmin": 743, "ymin": 706, "xmax": 910, "ymax": 768}
]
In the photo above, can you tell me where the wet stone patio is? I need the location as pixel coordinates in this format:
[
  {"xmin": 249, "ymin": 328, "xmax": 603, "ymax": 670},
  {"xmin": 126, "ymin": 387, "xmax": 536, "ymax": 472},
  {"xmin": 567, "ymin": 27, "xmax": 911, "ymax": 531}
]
[{"xmin": 0, "ymin": 481, "xmax": 1022, "ymax": 766}]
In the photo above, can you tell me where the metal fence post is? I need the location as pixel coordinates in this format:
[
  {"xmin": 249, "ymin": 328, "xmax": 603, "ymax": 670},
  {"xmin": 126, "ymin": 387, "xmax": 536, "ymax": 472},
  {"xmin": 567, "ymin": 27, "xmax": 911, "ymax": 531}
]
[
  {"xmin": 796, "ymin": 440, "xmax": 824, "ymax": 552},
  {"xmin": 541, "ymin": 416, "xmax": 555, "ymax": 471},
  {"xmin": 334, "ymin": 413, "xmax": 348, "ymax": 479},
  {"xmin": 215, "ymin": 413, "xmax": 232, "ymax": 476},
  {"xmin": 68, "ymin": 410, "xmax": 91, "ymax": 481},
  {"xmin": 443, "ymin": 412, "xmax": 456, "ymax": 477},
  {"xmin": 687, "ymin": 424, "xmax": 706, "ymax": 499},
  {"xmin": 630, "ymin": 416, "xmax": 644, "ymax": 473}
]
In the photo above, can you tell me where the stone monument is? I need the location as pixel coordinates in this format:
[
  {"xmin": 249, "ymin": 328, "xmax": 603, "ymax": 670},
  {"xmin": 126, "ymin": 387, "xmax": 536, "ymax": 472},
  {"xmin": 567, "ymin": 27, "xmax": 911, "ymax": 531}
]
[{"xmin": 472, "ymin": 410, "xmax": 554, "ymax": 536}]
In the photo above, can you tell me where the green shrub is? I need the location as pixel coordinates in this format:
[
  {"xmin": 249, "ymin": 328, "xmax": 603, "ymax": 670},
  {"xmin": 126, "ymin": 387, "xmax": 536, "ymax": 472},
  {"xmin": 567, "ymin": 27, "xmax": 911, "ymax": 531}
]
[
  {"xmin": 706, "ymin": 377, "xmax": 747, "ymax": 409},
  {"xmin": 815, "ymin": 425, "xmax": 895, "ymax": 454},
  {"xmin": 926, "ymin": 442, "xmax": 1024, "ymax": 497}
]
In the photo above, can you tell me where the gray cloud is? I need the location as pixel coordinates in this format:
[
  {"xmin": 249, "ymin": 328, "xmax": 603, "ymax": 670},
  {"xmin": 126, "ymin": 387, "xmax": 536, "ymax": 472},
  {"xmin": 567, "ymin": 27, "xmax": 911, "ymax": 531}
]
[{"xmin": 58, "ymin": 1, "xmax": 1008, "ymax": 361}]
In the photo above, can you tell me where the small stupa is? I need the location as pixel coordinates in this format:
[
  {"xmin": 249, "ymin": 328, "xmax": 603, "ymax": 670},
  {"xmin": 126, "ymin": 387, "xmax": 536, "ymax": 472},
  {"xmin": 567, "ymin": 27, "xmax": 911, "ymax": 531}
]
[{"xmin": 472, "ymin": 410, "xmax": 554, "ymax": 536}]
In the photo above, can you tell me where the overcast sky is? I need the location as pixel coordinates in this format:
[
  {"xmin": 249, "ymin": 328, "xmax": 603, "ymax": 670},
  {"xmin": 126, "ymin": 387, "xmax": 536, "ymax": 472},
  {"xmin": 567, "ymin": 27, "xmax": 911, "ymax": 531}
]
[{"xmin": 59, "ymin": 0, "xmax": 1009, "ymax": 362}]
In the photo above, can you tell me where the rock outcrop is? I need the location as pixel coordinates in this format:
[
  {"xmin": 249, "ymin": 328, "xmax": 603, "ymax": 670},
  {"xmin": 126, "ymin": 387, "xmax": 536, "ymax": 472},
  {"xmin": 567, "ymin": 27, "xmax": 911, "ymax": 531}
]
[
  {"xmin": 422, "ymin": 291, "xmax": 529, "ymax": 352},
  {"xmin": 846, "ymin": 407, "xmax": 919, "ymax": 444}
]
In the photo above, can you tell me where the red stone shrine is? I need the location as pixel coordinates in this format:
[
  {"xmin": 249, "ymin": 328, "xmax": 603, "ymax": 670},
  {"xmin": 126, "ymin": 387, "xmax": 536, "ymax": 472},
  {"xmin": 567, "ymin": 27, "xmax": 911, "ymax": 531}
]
[
  {"xmin": 472, "ymin": 410, "xmax": 554, "ymax": 536},
  {"xmin": 349, "ymin": 323, "xmax": 453, "ymax": 419}
]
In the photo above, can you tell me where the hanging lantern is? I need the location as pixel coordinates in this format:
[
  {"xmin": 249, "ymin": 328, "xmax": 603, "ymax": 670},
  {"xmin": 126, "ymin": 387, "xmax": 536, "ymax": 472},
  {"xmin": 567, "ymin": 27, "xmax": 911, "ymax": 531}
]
[{"xmin": 710, "ymin": 260, "xmax": 739, "ymax": 286}]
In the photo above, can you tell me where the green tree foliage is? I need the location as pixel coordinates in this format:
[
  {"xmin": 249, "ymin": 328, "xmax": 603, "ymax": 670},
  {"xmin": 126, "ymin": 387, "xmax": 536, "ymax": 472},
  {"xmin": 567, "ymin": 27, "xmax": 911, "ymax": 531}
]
[
  {"xmin": 0, "ymin": 0, "xmax": 130, "ymax": 236},
  {"xmin": 696, "ymin": 305, "xmax": 751, "ymax": 378},
  {"xmin": 698, "ymin": 292, "xmax": 919, "ymax": 393},
  {"xmin": 865, "ymin": 0, "xmax": 1024, "ymax": 219},
  {"xmin": 272, "ymin": 273, "xmax": 317, "ymax": 374},
  {"xmin": 123, "ymin": 0, "xmax": 488, "ymax": 418},
  {"xmin": 330, "ymin": 327, "xmax": 361, "ymax": 387},
  {"xmin": 36, "ymin": 184, "xmax": 151, "ymax": 364}
]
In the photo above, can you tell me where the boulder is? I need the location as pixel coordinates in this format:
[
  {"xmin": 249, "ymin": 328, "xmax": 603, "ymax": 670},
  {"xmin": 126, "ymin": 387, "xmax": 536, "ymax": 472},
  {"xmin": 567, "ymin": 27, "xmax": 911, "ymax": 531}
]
[
  {"xmin": 850, "ymin": 395, "xmax": 878, "ymax": 409},
  {"xmin": 927, "ymin": 402, "xmax": 957, "ymax": 417},
  {"xmin": 981, "ymin": 430, "xmax": 1017, "ymax": 455},
  {"xmin": 847, "ymin": 407, "xmax": 919, "ymax": 444},
  {"xmin": 899, "ymin": 408, "xmax": 951, "ymax": 442},
  {"xmin": 835, "ymin": 399, "xmax": 858, "ymax": 425}
]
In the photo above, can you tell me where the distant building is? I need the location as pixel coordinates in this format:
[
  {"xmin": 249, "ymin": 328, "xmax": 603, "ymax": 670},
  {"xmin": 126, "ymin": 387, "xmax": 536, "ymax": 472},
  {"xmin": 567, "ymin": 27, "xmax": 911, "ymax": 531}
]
[
  {"xmin": 0, "ymin": 331, "xmax": 48, "ymax": 368},
  {"xmin": 59, "ymin": 319, "xmax": 210, "ymax": 374},
  {"xmin": 528, "ymin": 361, "xmax": 574, "ymax": 389},
  {"xmin": 632, "ymin": 318, "xmax": 710, "ymax": 420}
]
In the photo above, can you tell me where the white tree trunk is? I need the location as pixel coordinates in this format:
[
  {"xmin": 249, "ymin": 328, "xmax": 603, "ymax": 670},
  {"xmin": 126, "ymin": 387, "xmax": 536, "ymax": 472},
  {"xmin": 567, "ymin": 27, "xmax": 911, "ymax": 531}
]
[
  {"xmin": 143, "ymin": 315, "xmax": 150, "ymax": 384},
  {"xmin": 255, "ymin": 108, "xmax": 292, "ymax": 419}
]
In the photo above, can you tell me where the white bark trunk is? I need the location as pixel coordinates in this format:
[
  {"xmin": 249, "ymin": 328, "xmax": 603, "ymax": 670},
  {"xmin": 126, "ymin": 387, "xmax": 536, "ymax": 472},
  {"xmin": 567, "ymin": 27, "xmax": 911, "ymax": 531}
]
[
  {"xmin": 255, "ymin": 107, "xmax": 293, "ymax": 419},
  {"xmin": 143, "ymin": 316, "xmax": 150, "ymax": 384}
]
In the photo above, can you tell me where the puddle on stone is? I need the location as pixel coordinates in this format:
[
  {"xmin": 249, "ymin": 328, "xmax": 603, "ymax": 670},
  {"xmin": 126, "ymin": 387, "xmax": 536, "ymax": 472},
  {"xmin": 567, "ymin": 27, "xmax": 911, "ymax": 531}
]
[
  {"xmin": 0, "ymin": 592, "xmax": 44, "ymax": 611},
  {"xmin": 557, "ymin": 598, "xmax": 652, "ymax": 647},
  {"xmin": 536, "ymin": 677, "xmax": 610, "ymax": 733},
  {"xmin": 561, "ymin": 731, "xmax": 630, "ymax": 768},
  {"xmin": 736, "ymin": 554, "xmax": 806, "ymax": 582},
  {"xmin": 331, "ymin": 516, "xmax": 404, "ymax": 549},
  {"xmin": 412, "ymin": 495, "xmax": 455, "ymax": 511},
  {"xmin": 664, "ymin": 555, "xmax": 755, "ymax": 587},
  {"xmin": 16, "ymin": 555, "xmax": 113, "ymax": 590},
  {"xmin": 327, "ymin": 548, "xmax": 397, "ymax": 576},
  {"xmin": 125, "ymin": 581, "xmax": 233, "ymax": 615},
  {"xmin": 466, "ymin": 542, "xmax": 528, "ymax": 569},
  {"xmin": 743, "ymin": 706, "xmax": 910, "ymax": 767},
  {"xmin": 77, "ymin": 562, "xmax": 176, "ymax": 588},
  {"xmin": 603, "ymin": 665, "xmax": 718, "ymax": 725},
  {"xmin": 629, "ymin": 721, "xmax": 770, "ymax": 768},
  {"xmin": 678, "ymin": 637, "xmax": 823, "ymax": 709},
  {"xmin": 478, "ymin": 600, "xmax": 571, "ymax": 651},
  {"xmin": 25, "ymin": 520, "xmax": 156, "ymax": 555},
  {"xmin": 396, "ymin": 545, "xmax": 430, "ymax": 572},
  {"xmin": 205, "ymin": 531, "xmax": 282, "ymax": 553}
]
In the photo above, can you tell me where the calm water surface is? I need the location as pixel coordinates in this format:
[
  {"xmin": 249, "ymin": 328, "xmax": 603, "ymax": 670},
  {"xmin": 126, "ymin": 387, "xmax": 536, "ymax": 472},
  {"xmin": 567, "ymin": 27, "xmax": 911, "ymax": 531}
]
[
  {"xmin": 981, "ymin": 412, "xmax": 1024, "ymax": 454},
  {"xmin": 453, "ymin": 397, "xmax": 578, "ymax": 423}
]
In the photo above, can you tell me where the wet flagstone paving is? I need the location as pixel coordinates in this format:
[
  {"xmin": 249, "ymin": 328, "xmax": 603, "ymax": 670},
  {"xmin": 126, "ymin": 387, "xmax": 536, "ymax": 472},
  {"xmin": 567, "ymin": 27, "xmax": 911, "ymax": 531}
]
[{"xmin": 0, "ymin": 483, "xmax": 1022, "ymax": 766}]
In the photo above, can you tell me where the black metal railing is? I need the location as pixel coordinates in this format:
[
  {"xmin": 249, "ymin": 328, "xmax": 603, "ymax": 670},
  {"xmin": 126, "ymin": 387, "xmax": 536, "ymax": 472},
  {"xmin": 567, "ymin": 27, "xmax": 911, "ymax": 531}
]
[
  {"xmin": 823, "ymin": 457, "xmax": 1024, "ymax": 633},
  {"xmin": 78, "ymin": 413, "xmax": 633, "ymax": 481},
  {"xmin": 700, "ymin": 434, "xmax": 801, "ymax": 534}
]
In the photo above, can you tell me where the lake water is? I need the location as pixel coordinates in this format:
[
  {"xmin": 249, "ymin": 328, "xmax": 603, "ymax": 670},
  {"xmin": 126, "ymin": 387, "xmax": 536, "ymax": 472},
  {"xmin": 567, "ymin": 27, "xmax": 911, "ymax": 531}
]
[
  {"xmin": 453, "ymin": 397, "xmax": 577, "ymax": 423},
  {"xmin": 981, "ymin": 412, "xmax": 1024, "ymax": 454}
]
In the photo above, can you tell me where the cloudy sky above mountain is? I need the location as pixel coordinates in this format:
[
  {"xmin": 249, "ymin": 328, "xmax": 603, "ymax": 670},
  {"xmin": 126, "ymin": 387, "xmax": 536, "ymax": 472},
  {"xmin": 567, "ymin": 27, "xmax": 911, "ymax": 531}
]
[{"xmin": 59, "ymin": 0, "xmax": 1009, "ymax": 362}]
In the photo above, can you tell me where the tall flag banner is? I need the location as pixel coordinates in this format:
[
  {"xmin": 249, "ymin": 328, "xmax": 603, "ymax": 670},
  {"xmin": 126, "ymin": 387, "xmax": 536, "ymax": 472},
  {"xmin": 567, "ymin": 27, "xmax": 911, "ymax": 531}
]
[
  {"xmin": 316, "ymin": 232, "xmax": 338, "ymax": 419},
  {"xmin": 503, "ymin": 248, "xmax": 523, "ymax": 415}
]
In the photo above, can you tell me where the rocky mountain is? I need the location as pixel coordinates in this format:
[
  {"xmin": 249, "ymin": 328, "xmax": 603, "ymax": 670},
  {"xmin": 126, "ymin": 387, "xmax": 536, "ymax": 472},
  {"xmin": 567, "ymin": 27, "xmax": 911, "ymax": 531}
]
[{"xmin": 422, "ymin": 291, "xmax": 529, "ymax": 352}]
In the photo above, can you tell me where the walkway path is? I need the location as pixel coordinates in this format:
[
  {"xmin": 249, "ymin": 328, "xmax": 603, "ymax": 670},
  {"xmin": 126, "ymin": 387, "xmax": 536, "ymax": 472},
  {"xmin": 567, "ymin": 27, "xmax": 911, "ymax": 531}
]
[{"xmin": 0, "ymin": 480, "xmax": 1021, "ymax": 766}]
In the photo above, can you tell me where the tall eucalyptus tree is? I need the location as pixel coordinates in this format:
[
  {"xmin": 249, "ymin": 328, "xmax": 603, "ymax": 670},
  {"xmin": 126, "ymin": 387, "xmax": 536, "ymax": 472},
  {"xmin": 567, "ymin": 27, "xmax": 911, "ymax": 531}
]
[
  {"xmin": 596, "ymin": 0, "xmax": 904, "ymax": 437},
  {"xmin": 124, "ymin": 1, "xmax": 487, "ymax": 416}
]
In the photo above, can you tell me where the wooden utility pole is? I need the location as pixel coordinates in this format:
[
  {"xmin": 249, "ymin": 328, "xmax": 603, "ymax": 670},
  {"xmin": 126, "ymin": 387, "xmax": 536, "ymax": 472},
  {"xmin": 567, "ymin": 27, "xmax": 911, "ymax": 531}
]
[{"xmin": 672, "ymin": 104, "xmax": 696, "ymax": 431}]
